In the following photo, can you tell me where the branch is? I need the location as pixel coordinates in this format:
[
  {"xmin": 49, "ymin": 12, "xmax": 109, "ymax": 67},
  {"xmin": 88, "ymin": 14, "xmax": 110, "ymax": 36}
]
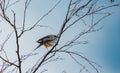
[
  {"xmin": 0, "ymin": 31, "xmax": 13, "ymax": 52},
  {"xmin": 8, "ymin": 0, "xmax": 19, "ymax": 7},
  {"xmin": 70, "ymin": 0, "xmax": 92, "ymax": 17},
  {"xmin": 32, "ymin": 0, "xmax": 93, "ymax": 72},
  {"xmin": 43, "ymin": 56, "xmax": 64, "ymax": 66},
  {"xmin": 21, "ymin": 52, "xmax": 38, "ymax": 62},
  {"xmin": 0, "ymin": 56, "xmax": 18, "ymax": 67},
  {"xmin": 69, "ymin": 53, "xmax": 90, "ymax": 73},
  {"xmin": 63, "ymin": 0, "xmax": 93, "ymax": 33},
  {"xmin": 65, "ymin": 0, "xmax": 72, "ymax": 20},
  {"xmin": 18, "ymin": 0, "xmax": 61, "ymax": 37},
  {"xmin": 5, "ymin": 0, "xmax": 19, "ymax": 10},
  {"xmin": 62, "ymin": 11, "xmax": 111, "ymax": 47},
  {"xmin": 19, "ymin": 0, "xmax": 32, "ymax": 37},
  {"xmin": 53, "ymin": 50, "xmax": 100, "ymax": 73},
  {"xmin": 0, "ymin": 31, "xmax": 14, "ymax": 69},
  {"xmin": 88, "ymin": 4, "xmax": 120, "ymax": 15},
  {"xmin": 13, "ymin": 25, "xmax": 22, "ymax": 73},
  {"xmin": 0, "ymin": 1, "xmax": 22, "ymax": 72},
  {"xmin": 11, "ymin": 10, "xmax": 22, "ymax": 73}
]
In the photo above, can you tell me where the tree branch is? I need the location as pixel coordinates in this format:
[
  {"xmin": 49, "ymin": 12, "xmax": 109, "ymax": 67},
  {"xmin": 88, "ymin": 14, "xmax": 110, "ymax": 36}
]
[{"xmin": 0, "ymin": 56, "xmax": 18, "ymax": 67}]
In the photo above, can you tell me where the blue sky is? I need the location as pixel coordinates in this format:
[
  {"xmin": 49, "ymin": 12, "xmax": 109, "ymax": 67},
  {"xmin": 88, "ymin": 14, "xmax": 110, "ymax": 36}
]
[
  {"xmin": 0, "ymin": 0, "xmax": 120, "ymax": 73},
  {"xmin": 101, "ymin": 10, "xmax": 120, "ymax": 73}
]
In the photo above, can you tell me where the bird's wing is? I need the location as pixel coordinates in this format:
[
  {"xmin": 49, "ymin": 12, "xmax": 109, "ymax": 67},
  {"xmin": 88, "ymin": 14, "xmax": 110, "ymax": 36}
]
[{"xmin": 37, "ymin": 35, "xmax": 50, "ymax": 43}]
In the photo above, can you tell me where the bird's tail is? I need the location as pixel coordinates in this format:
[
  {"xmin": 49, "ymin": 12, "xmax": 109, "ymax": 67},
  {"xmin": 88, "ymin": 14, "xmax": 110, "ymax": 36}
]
[{"xmin": 33, "ymin": 45, "xmax": 41, "ymax": 51}]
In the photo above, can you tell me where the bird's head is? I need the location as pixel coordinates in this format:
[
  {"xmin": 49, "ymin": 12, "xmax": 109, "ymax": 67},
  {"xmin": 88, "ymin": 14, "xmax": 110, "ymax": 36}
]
[{"xmin": 48, "ymin": 35, "xmax": 58, "ymax": 40}]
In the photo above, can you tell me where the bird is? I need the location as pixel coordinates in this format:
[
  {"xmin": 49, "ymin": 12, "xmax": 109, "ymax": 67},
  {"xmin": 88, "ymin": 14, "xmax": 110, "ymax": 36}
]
[{"xmin": 34, "ymin": 34, "xmax": 58, "ymax": 51}]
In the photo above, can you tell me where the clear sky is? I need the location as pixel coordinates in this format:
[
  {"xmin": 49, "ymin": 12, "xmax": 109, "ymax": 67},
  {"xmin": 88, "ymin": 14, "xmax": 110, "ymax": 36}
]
[{"xmin": 0, "ymin": 0, "xmax": 120, "ymax": 73}]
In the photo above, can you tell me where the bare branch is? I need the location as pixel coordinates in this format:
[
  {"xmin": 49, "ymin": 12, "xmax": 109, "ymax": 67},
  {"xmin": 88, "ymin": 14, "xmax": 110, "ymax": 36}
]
[
  {"xmin": 0, "ymin": 56, "xmax": 18, "ymax": 67},
  {"xmin": 0, "ymin": 0, "xmax": 119, "ymax": 73},
  {"xmin": 6, "ymin": 0, "xmax": 19, "ymax": 8},
  {"xmin": 71, "ymin": 0, "xmax": 92, "ymax": 17},
  {"xmin": 18, "ymin": 0, "xmax": 61, "ymax": 38},
  {"xmin": 31, "ymin": 0, "xmax": 61, "ymax": 29},
  {"xmin": 88, "ymin": 4, "xmax": 120, "ymax": 15},
  {"xmin": 0, "ymin": 31, "xmax": 13, "ymax": 52},
  {"xmin": 21, "ymin": 52, "xmax": 38, "ymax": 62},
  {"xmin": 18, "ymin": 0, "xmax": 32, "ymax": 37},
  {"xmin": 69, "ymin": 53, "xmax": 91, "ymax": 73},
  {"xmin": 32, "ymin": 1, "xmax": 117, "ymax": 73},
  {"xmin": 43, "ymin": 56, "xmax": 64, "ymax": 66},
  {"xmin": 65, "ymin": 0, "xmax": 72, "ymax": 20},
  {"xmin": 53, "ymin": 50, "xmax": 100, "ymax": 73}
]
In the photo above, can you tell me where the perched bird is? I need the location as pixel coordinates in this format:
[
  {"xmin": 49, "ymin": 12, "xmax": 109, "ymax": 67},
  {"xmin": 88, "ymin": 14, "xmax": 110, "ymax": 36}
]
[{"xmin": 34, "ymin": 35, "xmax": 58, "ymax": 51}]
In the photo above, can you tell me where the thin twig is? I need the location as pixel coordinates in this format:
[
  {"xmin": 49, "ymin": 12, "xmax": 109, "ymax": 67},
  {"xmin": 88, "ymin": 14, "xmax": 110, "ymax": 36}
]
[
  {"xmin": 18, "ymin": 0, "xmax": 61, "ymax": 38},
  {"xmin": 53, "ymin": 50, "xmax": 100, "ymax": 73},
  {"xmin": 19, "ymin": 0, "xmax": 32, "ymax": 37},
  {"xmin": 0, "ymin": 56, "xmax": 18, "ymax": 67}
]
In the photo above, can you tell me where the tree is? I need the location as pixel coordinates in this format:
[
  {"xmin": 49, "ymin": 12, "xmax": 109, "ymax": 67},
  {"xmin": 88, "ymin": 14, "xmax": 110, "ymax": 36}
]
[{"xmin": 0, "ymin": 0, "xmax": 119, "ymax": 73}]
